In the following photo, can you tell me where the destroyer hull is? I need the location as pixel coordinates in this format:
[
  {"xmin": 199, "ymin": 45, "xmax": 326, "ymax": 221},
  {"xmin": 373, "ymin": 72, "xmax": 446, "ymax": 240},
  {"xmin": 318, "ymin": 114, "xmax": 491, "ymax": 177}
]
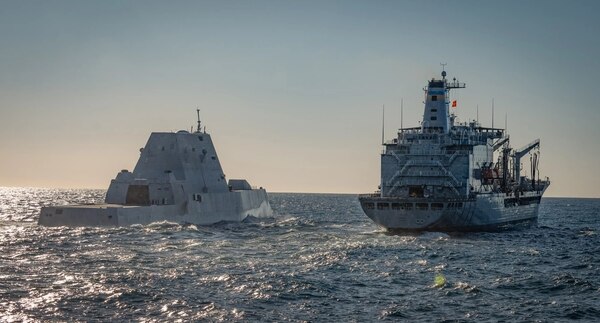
[
  {"xmin": 359, "ymin": 192, "xmax": 544, "ymax": 232},
  {"xmin": 39, "ymin": 189, "xmax": 272, "ymax": 227}
]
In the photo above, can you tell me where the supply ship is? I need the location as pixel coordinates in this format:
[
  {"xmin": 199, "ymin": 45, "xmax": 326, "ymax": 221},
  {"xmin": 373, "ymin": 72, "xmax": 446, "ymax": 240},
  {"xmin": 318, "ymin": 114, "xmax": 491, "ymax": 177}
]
[
  {"xmin": 359, "ymin": 70, "xmax": 549, "ymax": 231},
  {"xmin": 39, "ymin": 111, "xmax": 273, "ymax": 227}
]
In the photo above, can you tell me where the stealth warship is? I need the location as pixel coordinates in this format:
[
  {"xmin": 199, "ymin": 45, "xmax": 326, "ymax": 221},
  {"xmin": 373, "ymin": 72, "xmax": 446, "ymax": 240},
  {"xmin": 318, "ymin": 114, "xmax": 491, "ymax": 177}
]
[
  {"xmin": 359, "ymin": 70, "xmax": 550, "ymax": 231},
  {"xmin": 39, "ymin": 111, "xmax": 273, "ymax": 227}
]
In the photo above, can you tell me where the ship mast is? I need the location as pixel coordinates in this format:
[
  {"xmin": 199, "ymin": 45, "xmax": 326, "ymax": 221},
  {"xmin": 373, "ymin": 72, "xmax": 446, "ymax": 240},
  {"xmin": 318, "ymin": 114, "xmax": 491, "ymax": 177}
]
[{"xmin": 196, "ymin": 108, "xmax": 202, "ymax": 133}]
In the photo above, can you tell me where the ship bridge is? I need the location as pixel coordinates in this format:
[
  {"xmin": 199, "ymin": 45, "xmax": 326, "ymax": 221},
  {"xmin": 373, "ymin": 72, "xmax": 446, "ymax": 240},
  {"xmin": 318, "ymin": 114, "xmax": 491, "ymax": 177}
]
[{"xmin": 421, "ymin": 70, "xmax": 465, "ymax": 134}]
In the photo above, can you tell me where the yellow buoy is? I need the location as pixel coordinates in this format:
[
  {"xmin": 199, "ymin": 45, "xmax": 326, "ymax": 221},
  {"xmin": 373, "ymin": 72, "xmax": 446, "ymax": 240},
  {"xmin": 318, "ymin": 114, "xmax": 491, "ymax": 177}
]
[{"xmin": 434, "ymin": 274, "xmax": 447, "ymax": 288}]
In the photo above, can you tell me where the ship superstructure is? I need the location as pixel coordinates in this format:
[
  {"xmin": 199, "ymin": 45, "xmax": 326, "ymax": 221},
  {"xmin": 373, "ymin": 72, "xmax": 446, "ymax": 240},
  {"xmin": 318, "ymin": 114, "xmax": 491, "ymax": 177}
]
[
  {"xmin": 359, "ymin": 70, "xmax": 549, "ymax": 231},
  {"xmin": 39, "ymin": 111, "xmax": 273, "ymax": 227}
]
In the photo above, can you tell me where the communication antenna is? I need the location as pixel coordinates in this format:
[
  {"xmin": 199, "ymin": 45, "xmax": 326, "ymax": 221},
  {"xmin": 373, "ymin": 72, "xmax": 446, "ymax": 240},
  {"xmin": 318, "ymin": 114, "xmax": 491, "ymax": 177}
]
[
  {"xmin": 440, "ymin": 63, "xmax": 448, "ymax": 79},
  {"xmin": 491, "ymin": 99, "xmax": 495, "ymax": 129},
  {"xmin": 196, "ymin": 108, "xmax": 202, "ymax": 133},
  {"xmin": 400, "ymin": 98, "xmax": 404, "ymax": 130},
  {"xmin": 476, "ymin": 104, "xmax": 479, "ymax": 124},
  {"xmin": 505, "ymin": 112, "xmax": 508, "ymax": 133},
  {"xmin": 381, "ymin": 104, "xmax": 385, "ymax": 145}
]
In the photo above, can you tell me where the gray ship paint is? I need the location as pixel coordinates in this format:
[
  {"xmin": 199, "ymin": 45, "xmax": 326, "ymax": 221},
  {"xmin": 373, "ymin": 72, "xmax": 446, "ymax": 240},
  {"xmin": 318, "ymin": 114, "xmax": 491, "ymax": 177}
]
[
  {"xmin": 39, "ymin": 113, "xmax": 273, "ymax": 227},
  {"xmin": 359, "ymin": 70, "xmax": 549, "ymax": 231}
]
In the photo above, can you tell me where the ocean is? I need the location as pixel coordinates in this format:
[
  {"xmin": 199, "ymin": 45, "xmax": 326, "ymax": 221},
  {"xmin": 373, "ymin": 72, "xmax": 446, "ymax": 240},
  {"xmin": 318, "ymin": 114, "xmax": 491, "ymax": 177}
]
[{"xmin": 0, "ymin": 187, "xmax": 599, "ymax": 321}]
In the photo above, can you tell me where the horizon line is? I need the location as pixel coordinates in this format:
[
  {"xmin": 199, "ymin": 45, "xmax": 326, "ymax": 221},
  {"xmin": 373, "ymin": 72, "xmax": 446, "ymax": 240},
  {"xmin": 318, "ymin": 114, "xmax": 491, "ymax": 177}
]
[{"xmin": 0, "ymin": 185, "xmax": 598, "ymax": 199}]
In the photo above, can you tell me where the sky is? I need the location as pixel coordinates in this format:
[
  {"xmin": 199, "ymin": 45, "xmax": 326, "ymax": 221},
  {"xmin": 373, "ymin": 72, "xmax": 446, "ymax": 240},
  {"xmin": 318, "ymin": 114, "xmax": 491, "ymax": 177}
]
[{"xmin": 0, "ymin": 0, "xmax": 599, "ymax": 197}]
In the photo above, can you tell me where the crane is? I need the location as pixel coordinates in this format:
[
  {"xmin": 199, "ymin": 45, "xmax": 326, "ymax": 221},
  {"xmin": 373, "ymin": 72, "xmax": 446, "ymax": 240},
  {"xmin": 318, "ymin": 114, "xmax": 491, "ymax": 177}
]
[
  {"xmin": 492, "ymin": 135, "xmax": 510, "ymax": 151},
  {"xmin": 512, "ymin": 139, "xmax": 540, "ymax": 186}
]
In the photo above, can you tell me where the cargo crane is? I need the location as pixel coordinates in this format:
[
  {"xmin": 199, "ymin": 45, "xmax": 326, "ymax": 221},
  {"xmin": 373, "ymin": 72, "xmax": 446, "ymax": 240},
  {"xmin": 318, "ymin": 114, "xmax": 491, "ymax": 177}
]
[{"xmin": 512, "ymin": 139, "xmax": 540, "ymax": 186}]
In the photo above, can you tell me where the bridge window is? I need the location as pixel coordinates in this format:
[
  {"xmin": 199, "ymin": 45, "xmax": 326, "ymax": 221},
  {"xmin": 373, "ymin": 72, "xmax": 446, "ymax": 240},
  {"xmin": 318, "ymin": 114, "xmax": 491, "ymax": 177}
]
[
  {"xmin": 431, "ymin": 109, "xmax": 437, "ymax": 112},
  {"xmin": 430, "ymin": 116, "xmax": 437, "ymax": 121},
  {"xmin": 431, "ymin": 95, "xmax": 438, "ymax": 101},
  {"xmin": 392, "ymin": 203, "xmax": 401, "ymax": 210},
  {"xmin": 416, "ymin": 203, "xmax": 428, "ymax": 210},
  {"xmin": 429, "ymin": 81, "xmax": 444, "ymax": 88},
  {"xmin": 365, "ymin": 202, "xmax": 375, "ymax": 209}
]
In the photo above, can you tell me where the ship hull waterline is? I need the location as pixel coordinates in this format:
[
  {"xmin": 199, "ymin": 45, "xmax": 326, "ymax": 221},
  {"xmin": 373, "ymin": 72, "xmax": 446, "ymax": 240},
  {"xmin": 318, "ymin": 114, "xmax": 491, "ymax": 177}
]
[
  {"xmin": 39, "ymin": 189, "xmax": 272, "ymax": 227},
  {"xmin": 359, "ymin": 192, "xmax": 545, "ymax": 232}
]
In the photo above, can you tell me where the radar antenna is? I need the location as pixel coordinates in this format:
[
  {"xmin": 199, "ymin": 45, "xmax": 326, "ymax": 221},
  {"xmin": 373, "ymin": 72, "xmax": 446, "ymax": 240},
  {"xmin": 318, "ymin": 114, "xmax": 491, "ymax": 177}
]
[{"xmin": 196, "ymin": 108, "xmax": 202, "ymax": 133}]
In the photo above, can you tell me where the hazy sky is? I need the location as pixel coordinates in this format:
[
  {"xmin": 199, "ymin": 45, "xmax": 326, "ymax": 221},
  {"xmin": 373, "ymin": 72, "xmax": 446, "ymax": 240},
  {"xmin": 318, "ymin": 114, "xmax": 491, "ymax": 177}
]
[{"xmin": 1, "ymin": 0, "xmax": 599, "ymax": 197}]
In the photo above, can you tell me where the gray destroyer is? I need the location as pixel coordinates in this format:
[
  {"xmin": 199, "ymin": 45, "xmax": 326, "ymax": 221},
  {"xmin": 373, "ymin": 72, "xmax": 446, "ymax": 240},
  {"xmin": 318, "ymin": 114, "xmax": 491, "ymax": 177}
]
[
  {"xmin": 39, "ymin": 111, "xmax": 273, "ymax": 227},
  {"xmin": 359, "ymin": 70, "xmax": 549, "ymax": 232}
]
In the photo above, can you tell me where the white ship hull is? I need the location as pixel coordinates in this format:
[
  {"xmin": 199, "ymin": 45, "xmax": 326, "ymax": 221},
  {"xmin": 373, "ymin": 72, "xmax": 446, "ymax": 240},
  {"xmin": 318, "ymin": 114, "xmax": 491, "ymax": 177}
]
[{"xmin": 39, "ymin": 189, "xmax": 272, "ymax": 227}]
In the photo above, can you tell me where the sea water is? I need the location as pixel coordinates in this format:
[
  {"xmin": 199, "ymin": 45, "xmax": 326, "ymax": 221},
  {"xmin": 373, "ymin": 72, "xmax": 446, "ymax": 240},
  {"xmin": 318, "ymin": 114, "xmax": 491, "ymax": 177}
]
[{"xmin": 0, "ymin": 187, "xmax": 599, "ymax": 321}]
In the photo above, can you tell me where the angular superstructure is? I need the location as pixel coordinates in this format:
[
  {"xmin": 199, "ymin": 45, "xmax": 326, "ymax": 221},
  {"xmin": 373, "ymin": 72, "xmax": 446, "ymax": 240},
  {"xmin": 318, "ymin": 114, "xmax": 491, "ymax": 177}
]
[
  {"xmin": 39, "ymin": 112, "xmax": 273, "ymax": 227},
  {"xmin": 359, "ymin": 70, "xmax": 549, "ymax": 231}
]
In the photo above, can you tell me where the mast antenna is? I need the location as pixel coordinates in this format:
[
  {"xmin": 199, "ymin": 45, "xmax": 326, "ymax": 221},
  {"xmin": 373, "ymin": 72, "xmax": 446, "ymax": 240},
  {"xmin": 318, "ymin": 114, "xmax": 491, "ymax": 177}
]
[
  {"xmin": 440, "ymin": 62, "xmax": 447, "ymax": 79},
  {"xmin": 196, "ymin": 108, "xmax": 201, "ymax": 133},
  {"xmin": 381, "ymin": 104, "xmax": 385, "ymax": 145},
  {"xmin": 491, "ymin": 99, "xmax": 495, "ymax": 129},
  {"xmin": 476, "ymin": 104, "xmax": 479, "ymax": 124},
  {"xmin": 400, "ymin": 98, "xmax": 404, "ymax": 130}
]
